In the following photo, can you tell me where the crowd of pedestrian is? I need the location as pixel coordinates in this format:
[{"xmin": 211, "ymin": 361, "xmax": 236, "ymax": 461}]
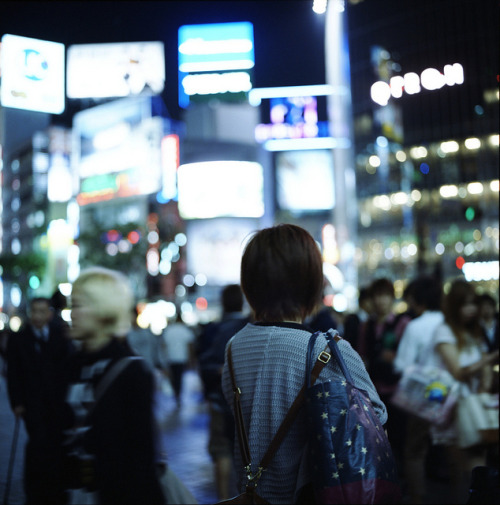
[{"xmin": 1, "ymin": 224, "xmax": 498, "ymax": 505}]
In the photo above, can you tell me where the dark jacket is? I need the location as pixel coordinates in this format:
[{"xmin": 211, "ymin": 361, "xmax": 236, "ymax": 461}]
[
  {"xmin": 6, "ymin": 320, "xmax": 75, "ymax": 442},
  {"xmin": 63, "ymin": 338, "xmax": 165, "ymax": 505}
]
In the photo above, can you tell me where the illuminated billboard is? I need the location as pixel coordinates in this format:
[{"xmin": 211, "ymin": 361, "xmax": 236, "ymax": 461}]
[
  {"xmin": 178, "ymin": 22, "xmax": 254, "ymax": 108},
  {"xmin": 276, "ymin": 149, "xmax": 335, "ymax": 212},
  {"xmin": 0, "ymin": 34, "xmax": 65, "ymax": 114},
  {"xmin": 249, "ymin": 85, "xmax": 340, "ymax": 151},
  {"xmin": 72, "ymin": 96, "xmax": 170, "ymax": 205},
  {"xmin": 67, "ymin": 41, "xmax": 165, "ymax": 99},
  {"xmin": 177, "ymin": 160, "xmax": 264, "ymax": 219}
]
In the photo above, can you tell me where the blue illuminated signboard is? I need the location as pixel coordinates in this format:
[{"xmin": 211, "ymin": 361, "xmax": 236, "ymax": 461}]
[{"xmin": 178, "ymin": 22, "xmax": 254, "ymax": 108}]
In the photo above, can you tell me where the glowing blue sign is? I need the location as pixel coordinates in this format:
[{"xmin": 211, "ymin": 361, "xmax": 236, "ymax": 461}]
[{"xmin": 178, "ymin": 22, "xmax": 254, "ymax": 108}]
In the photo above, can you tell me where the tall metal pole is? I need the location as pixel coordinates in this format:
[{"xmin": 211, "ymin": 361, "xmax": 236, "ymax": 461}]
[{"xmin": 325, "ymin": 0, "xmax": 358, "ymax": 309}]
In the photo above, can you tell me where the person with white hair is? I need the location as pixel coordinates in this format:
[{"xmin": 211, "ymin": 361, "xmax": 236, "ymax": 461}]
[{"xmin": 62, "ymin": 267, "xmax": 165, "ymax": 505}]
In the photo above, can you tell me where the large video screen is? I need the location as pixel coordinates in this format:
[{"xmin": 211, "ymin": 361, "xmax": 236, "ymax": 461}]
[
  {"xmin": 275, "ymin": 149, "xmax": 335, "ymax": 212},
  {"xmin": 177, "ymin": 160, "xmax": 264, "ymax": 219}
]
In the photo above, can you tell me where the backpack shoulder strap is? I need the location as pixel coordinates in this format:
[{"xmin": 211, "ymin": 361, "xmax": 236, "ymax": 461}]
[{"xmin": 91, "ymin": 356, "xmax": 142, "ymax": 411}]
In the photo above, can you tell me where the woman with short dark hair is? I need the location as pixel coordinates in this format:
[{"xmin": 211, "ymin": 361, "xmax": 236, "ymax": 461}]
[{"xmin": 222, "ymin": 224, "xmax": 387, "ymax": 504}]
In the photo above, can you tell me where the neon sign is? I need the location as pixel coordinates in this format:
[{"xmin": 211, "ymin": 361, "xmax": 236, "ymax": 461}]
[
  {"xmin": 178, "ymin": 22, "xmax": 254, "ymax": 108},
  {"xmin": 371, "ymin": 63, "xmax": 464, "ymax": 106}
]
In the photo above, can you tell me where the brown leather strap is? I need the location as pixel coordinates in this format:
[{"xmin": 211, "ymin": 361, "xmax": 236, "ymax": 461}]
[{"xmin": 227, "ymin": 341, "xmax": 252, "ymax": 469}]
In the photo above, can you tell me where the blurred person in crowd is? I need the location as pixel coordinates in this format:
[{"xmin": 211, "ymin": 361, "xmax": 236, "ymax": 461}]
[
  {"xmin": 305, "ymin": 284, "xmax": 338, "ymax": 333},
  {"xmin": 476, "ymin": 292, "xmax": 499, "ymax": 352},
  {"xmin": 162, "ymin": 312, "xmax": 196, "ymax": 407},
  {"xmin": 126, "ymin": 306, "xmax": 167, "ymax": 376},
  {"xmin": 342, "ymin": 285, "xmax": 373, "ymax": 351},
  {"xmin": 199, "ymin": 284, "xmax": 250, "ymax": 501},
  {"xmin": 6, "ymin": 296, "xmax": 75, "ymax": 505},
  {"xmin": 51, "ymin": 288, "xmax": 71, "ymax": 338},
  {"xmin": 393, "ymin": 275, "xmax": 444, "ymax": 504},
  {"xmin": 426, "ymin": 278, "xmax": 499, "ymax": 503},
  {"xmin": 357, "ymin": 277, "xmax": 412, "ymax": 470},
  {"xmin": 63, "ymin": 267, "xmax": 165, "ymax": 505},
  {"xmin": 222, "ymin": 224, "xmax": 388, "ymax": 504}
]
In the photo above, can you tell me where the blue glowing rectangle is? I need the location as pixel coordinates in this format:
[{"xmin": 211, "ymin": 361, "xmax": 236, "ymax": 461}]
[
  {"xmin": 178, "ymin": 22, "xmax": 254, "ymax": 73},
  {"xmin": 178, "ymin": 21, "xmax": 254, "ymax": 108}
]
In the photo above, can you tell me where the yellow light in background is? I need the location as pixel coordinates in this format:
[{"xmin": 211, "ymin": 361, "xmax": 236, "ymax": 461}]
[
  {"xmin": 440, "ymin": 185, "xmax": 458, "ymax": 198},
  {"xmin": 440, "ymin": 140, "xmax": 459, "ymax": 153},
  {"xmin": 411, "ymin": 189, "xmax": 422, "ymax": 202},
  {"xmin": 464, "ymin": 137, "xmax": 481, "ymax": 150},
  {"xmin": 395, "ymin": 150, "xmax": 407, "ymax": 162},
  {"xmin": 488, "ymin": 134, "xmax": 499, "ymax": 146},
  {"xmin": 467, "ymin": 182, "xmax": 483, "ymax": 195},
  {"xmin": 9, "ymin": 316, "xmax": 22, "ymax": 332},
  {"xmin": 369, "ymin": 155, "xmax": 381, "ymax": 167},
  {"xmin": 490, "ymin": 180, "xmax": 499, "ymax": 192},
  {"xmin": 409, "ymin": 146, "xmax": 427, "ymax": 159},
  {"xmin": 390, "ymin": 192, "xmax": 408, "ymax": 205},
  {"xmin": 373, "ymin": 195, "xmax": 391, "ymax": 210}
]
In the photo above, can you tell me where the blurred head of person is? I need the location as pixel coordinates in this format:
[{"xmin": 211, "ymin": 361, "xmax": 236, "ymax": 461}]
[
  {"xmin": 476, "ymin": 293, "xmax": 497, "ymax": 324},
  {"xmin": 410, "ymin": 275, "xmax": 442, "ymax": 316},
  {"xmin": 370, "ymin": 278, "xmax": 395, "ymax": 320},
  {"xmin": 29, "ymin": 297, "xmax": 53, "ymax": 330},
  {"xmin": 442, "ymin": 278, "xmax": 481, "ymax": 348},
  {"xmin": 70, "ymin": 266, "xmax": 133, "ymax": 351},
  {"xmin": 221, "ymin": 284, "xmax": 244, "ymax": 315},
  {"xmin": 358, "ymin": 286, "xmax": 374, "ymax": 315},
  {"xmin": 240, "ymin": 224, "xmax": 323, "ymax": 323}
]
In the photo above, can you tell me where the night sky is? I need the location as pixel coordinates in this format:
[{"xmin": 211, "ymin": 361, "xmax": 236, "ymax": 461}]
[
  {"xmin": 0, "ymin": 1, "xmax": 327, "ymax": 122},
  {"xmin": 0, "ymin": 0, "xmax": 497, "ymax": 130}
]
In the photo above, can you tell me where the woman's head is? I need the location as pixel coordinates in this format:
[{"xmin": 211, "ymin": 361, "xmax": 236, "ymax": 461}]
[
  {"xmin": 240, "ymin": 224, "xmax": 323, "ymax": 322},
  {"xmin": 442, "ymin": 278, "xmax": 480, "ymax": 346},
  {"xmin": 70, "ymin": 267, "xmax": 134, "ymax": 343}
]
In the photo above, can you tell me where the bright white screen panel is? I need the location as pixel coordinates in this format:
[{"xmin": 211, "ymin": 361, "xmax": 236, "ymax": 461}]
[
  {"xmin": 177, "ymin": 161, "xmax": 264, "ymax": 219},
  {"xmin": 276, "ymin": 149, "xmax": 335, "ymax": 212},
  {"xmin": 67, "ymin": 41, "xmax": 165, "ymax": 99},
  {"xmin": 1, "ymin": 34, "xmax": 65, "ymax": 114}
]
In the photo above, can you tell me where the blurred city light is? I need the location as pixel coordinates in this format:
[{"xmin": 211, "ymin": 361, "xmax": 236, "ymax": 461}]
[
  {"xmin": 467, "ymin": 182, "xmax": 483, "ymax": 195},
  {"xmin": 440, "ymin": 140, "xmax": 459, "ymax": 153},
  {"xmin": 9, "ymin": 315, "xmax": 22, "ymax": 332},
  {"xmin": 464, "ymin": 137, "xmax": 481, "ymax": 149},
  {"xmin": 312, "ymin": 0, "xmax": 328, "ymax": 15},
  {"xmin": 440, "ymin": 184, "xmax": 458, "ymax": 198},
  {"xmin": 395, "ymin": 150, "xmax": 406, "ymax": 162},
  {"xmin": 488, "ymin": 134, "xmax": 499, "ymax": 146},
  {"xmin": 462, "ymin": 261, "xmax": 500, "ymax": 281},
  {"xmin": 409, "ymin": 146, "xmax": 427, "ymax": 159}
]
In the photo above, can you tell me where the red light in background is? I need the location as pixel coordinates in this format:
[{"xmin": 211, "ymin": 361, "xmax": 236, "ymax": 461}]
[
  {"xmin": 128, "ymin": 230, "xmax": 140, "ymax": 244},
  {"xmin": 456, "ymin": 256, "xmax": 465, "ymax": 269},
  {"xmin": 195, "ymin": 297, "xmax": 208, "ymax": 311}
]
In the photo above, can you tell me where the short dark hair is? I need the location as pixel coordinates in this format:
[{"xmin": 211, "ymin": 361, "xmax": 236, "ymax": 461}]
[
  {"xmin": 240, "ymin": 224, "xmax": 323, "ymax": 322},
  {"xmin": 370, "ymin": 278, "xmax": 394, "ymax": 297},
  {"xmin": 221, "ymin": 284, "xmax": 244, "ymax": 313},
  {"xmin": 411, "ymin": 275, "xmax": 442, "ymax": 311}
]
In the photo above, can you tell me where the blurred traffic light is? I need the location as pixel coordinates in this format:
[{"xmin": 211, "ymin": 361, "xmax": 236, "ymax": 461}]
[{"xmin": 463, "ymin": 206, "xmax": 482, "ymax": 222}]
